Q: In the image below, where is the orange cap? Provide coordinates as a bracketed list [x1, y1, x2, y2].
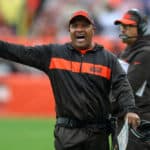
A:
[69, 10, 94, 25]
[114, 12, 137, 25]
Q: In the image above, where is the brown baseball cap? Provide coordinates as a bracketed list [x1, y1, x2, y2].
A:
[114, 11, 138, 25]
[69, 10, 94, 25]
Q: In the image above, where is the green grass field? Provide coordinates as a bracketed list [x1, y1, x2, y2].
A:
[0, 117, 55, 150]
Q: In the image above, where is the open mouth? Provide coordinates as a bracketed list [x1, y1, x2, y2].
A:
[76, 35, 86, 42]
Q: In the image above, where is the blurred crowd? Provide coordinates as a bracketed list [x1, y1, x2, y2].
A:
[0, 0, 150, 75]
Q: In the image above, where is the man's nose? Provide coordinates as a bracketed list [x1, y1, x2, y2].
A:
[120, 26, 125, 32]
[76, 25, 84, 31]
[119, 26, 126, 34]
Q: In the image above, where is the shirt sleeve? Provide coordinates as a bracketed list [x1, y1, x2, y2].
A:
[0, 40, 51, 71]
[110, 57, 137, 117]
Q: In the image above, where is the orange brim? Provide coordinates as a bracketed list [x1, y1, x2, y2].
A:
[114, 19, 137, 25]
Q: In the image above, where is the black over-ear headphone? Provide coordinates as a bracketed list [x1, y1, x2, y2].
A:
[127, 9, 148, 36]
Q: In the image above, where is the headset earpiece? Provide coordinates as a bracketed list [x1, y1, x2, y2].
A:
[127, 9, 148, 35]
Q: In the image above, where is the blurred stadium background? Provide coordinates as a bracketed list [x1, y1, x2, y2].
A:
[0, 0, 149, 150]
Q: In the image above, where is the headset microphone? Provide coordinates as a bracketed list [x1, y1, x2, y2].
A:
[119, 34, 137, 40]
[119, 34, 128, 40]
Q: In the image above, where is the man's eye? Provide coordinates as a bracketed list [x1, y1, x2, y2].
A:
[83, 23, 90, 27]
[71, 23, 90, 28]
[71, 24, 78, 28]
[119, 24, 137, 29]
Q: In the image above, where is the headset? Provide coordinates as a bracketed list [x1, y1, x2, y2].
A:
[130, 119, 150, 142]
[127, 8, 148, 36]
[119, 9, 148, 40]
